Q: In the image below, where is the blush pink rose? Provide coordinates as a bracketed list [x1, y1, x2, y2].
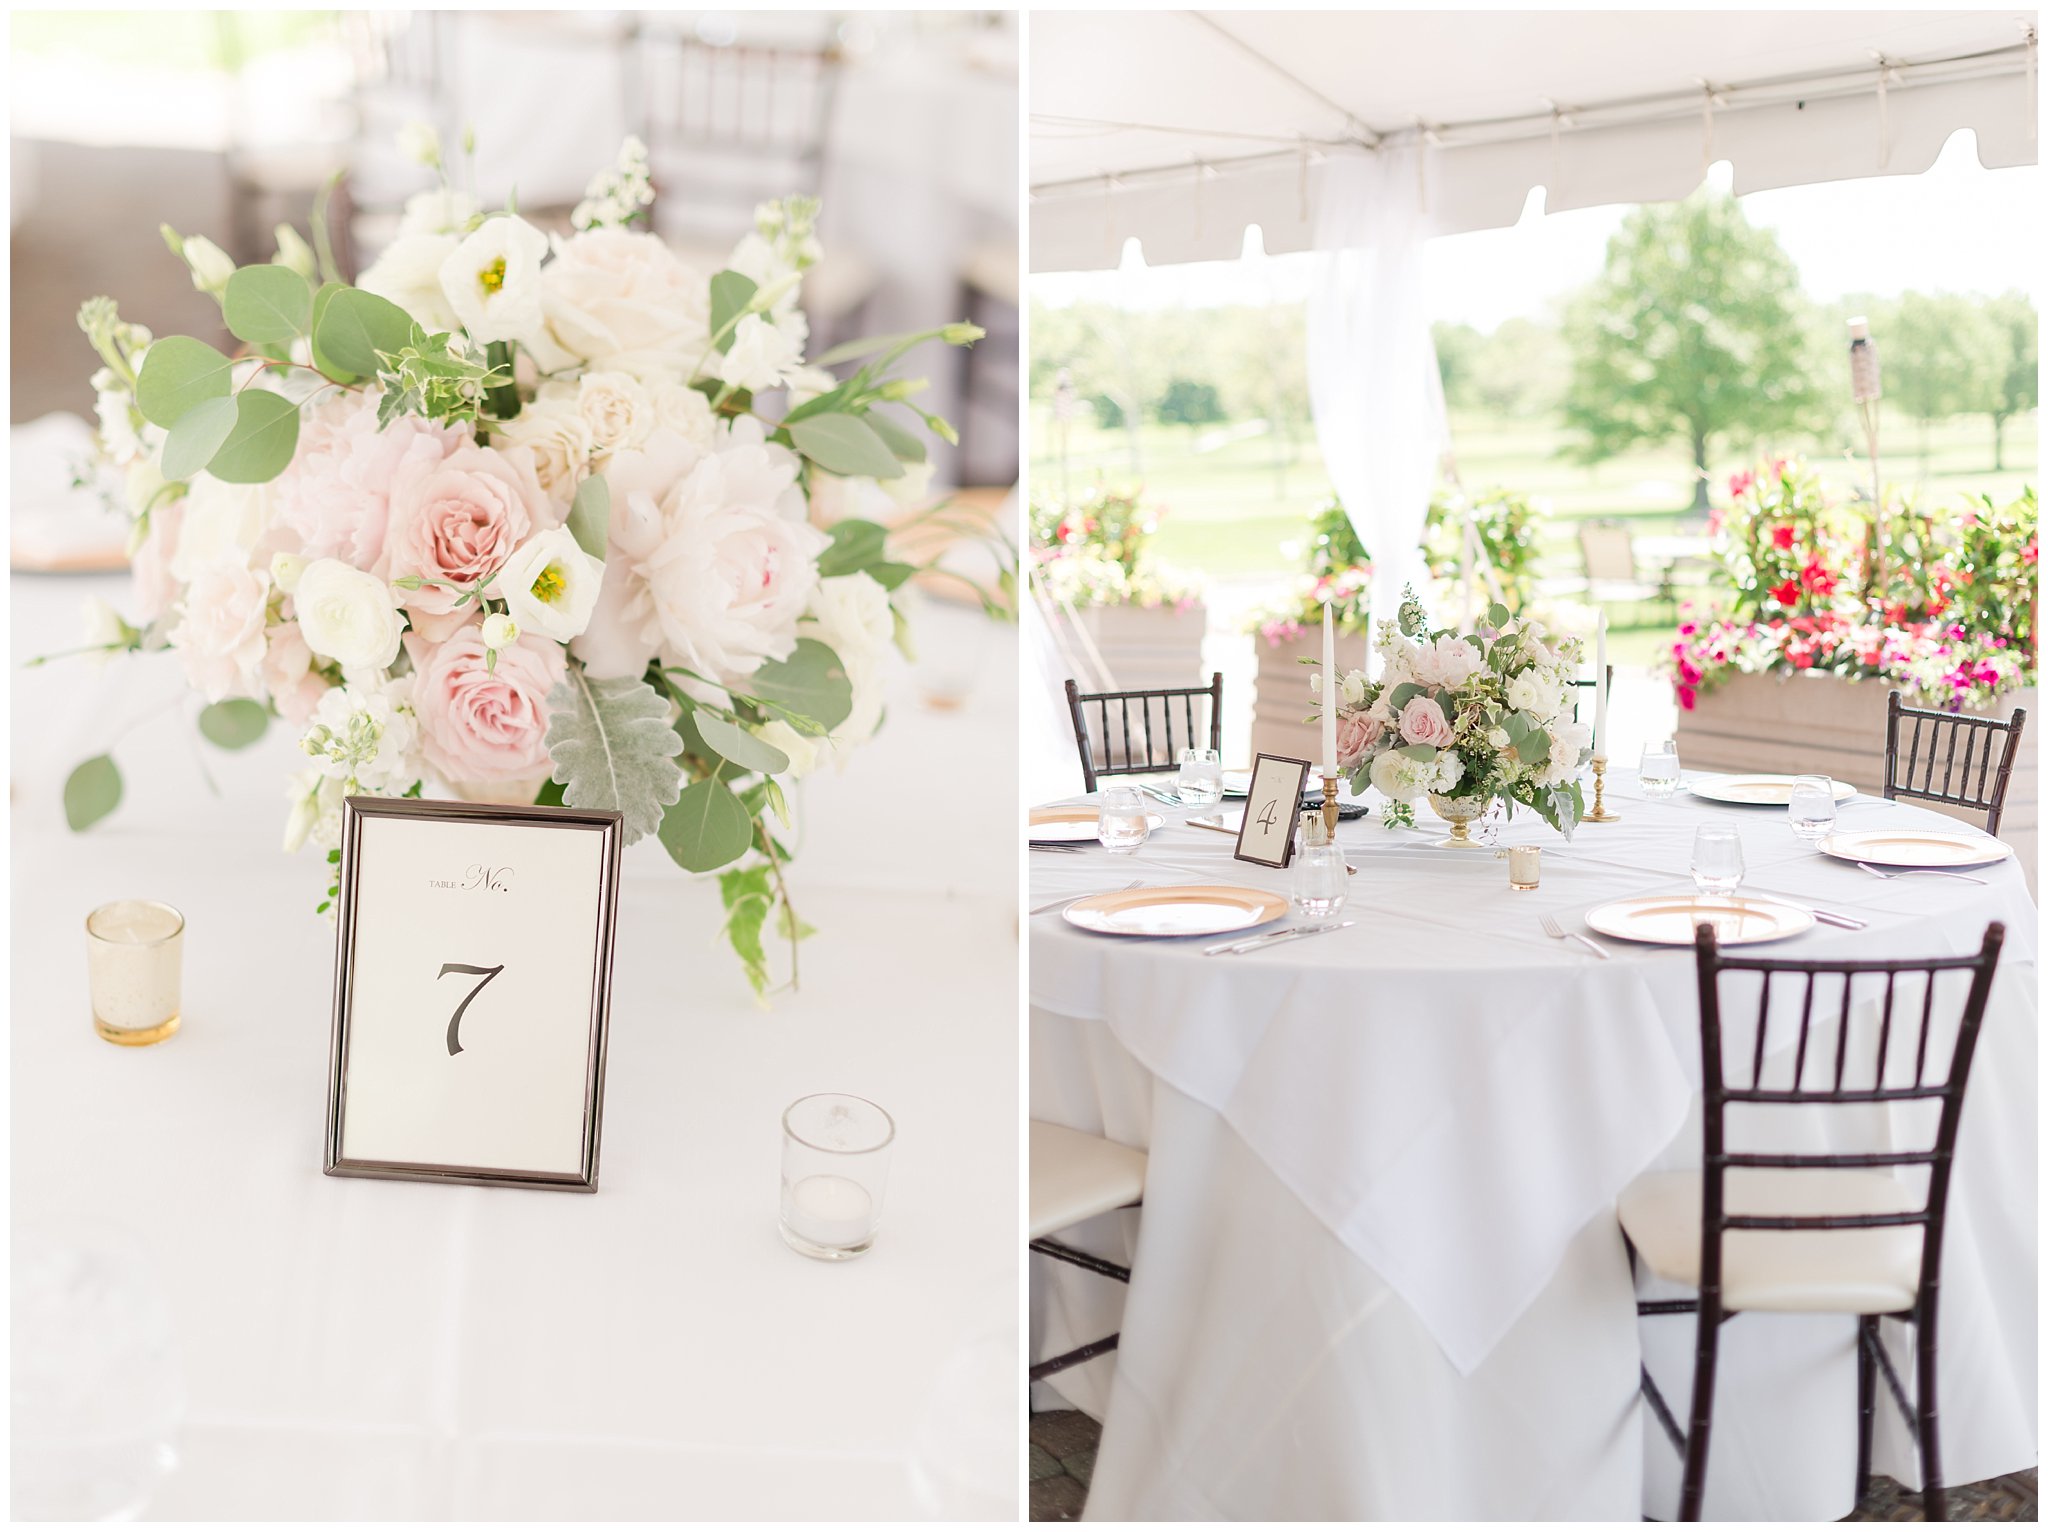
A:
[130, 502, 184, 625]
[169, 560, 269, 702]
[384, 442, 556, 639]
[1398, 695, 1457, 749]
[1335, 710, 1382, 770]
[407, 624, 566, 785]
[271, 393, 465, 568]
[260, 621, 330, 725]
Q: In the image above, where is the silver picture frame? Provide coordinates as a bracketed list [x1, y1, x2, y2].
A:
[324, 796, 624, 1192]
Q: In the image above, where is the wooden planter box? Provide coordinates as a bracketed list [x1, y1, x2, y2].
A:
[1251, 629, 1325, 765]
[1070, 601, 1208, 695]
[1675, 671, 2037, 894]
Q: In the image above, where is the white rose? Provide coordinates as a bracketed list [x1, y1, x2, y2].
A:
[439, 215, 549, 346]
[358, 232, 462, 334]
[492, 527, 604, 642]
[645, 376, 719, 452]
[170, 475, 272, 583]
[1370, 750, 1423, 802]
[541, 227, 712, 378]
[755, 718, 822, 778]
[490, 393, 594, 508]
[295, 558, 404, 670]
[717, 313, 802, 393]
[396, 188, 479, 239]
[576, 371, 653, 456]
[181, 235, 236, 295]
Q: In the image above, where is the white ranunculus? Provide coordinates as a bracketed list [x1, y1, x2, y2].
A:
[294, 558, 404, 670]
[1505, 670, 1558, 717]
[170, 475, 272, 583]
[715, 313, 802, 393]
[439, 215, 549, 346]
[358, 232, 462, 334]
[755, 718, 822, 778]
[396, 188, 480, 239]
[489, 393, 594, 508]
[645, 376, 719, 453]
[1339, 669, 1368, 707]
[576, 371, 653, 456]
[181, 235, 236, 295]
[541, 227, 712, 378]
[492, 527, 604, 642]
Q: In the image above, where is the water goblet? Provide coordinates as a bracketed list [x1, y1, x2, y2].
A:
[1096, 787, 1150, 855]
[1639, 739, 1682, 800]
[1788, 775, 1837, 843]
[1691, 825, 1746, 902]
[1290, 841, 1348, 920]
[1176, 747, 1223, 807]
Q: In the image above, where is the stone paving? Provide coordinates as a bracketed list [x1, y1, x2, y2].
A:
[1030, 1410, 2037, 1522]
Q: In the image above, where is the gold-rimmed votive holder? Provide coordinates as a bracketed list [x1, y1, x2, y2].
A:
[85, 900, 184, 1046]
[1501, 845, 1542, 890]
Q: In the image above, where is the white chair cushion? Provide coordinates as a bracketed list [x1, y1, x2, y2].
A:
[1618, 1168, 1924, 1315]
[1030, 1121, 1147, 1241]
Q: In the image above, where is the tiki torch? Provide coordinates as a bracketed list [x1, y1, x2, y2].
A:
[1848, 317, 1883, 592]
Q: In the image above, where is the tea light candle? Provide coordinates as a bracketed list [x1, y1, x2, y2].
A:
[783, 1174, 874, 1250]
[1506, 845, 1541, 890]
[85, 900, 185, 1045]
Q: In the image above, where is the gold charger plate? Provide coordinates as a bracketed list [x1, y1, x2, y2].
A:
[1817, 828, 2013, 869]
[1584, 894, 1815, 946]
[1689, 774, 1857, 806]
[1029, 806, 1163, 842]
[1062, 884, 1288, 938]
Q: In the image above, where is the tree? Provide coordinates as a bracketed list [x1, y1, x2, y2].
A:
[1560, 188, 1824, 511]
[1431, 321, 1484, 411]
[1470, 317, 1570, 418]
[1878, 291, 2007, 466]
[1156, 377, 1223, 427]
[1985, 290, 2039, 471]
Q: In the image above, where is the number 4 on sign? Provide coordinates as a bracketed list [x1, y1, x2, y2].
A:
[439, 962, 504, 1056]
[1256, 798, 1279, 833]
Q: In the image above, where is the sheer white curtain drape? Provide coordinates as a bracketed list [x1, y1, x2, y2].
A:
[1307, 148, 1450, 629]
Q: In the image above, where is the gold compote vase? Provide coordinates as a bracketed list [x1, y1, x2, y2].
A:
[1426, 791, 1498, 850]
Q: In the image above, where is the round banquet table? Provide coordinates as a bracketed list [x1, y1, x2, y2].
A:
[1028, 775, 2036, 1521]
[10, 559, 1020, 1520]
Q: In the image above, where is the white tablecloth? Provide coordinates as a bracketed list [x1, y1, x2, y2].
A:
[11, 565, 1020, 1519]
[1029, 778, 2036, 1519]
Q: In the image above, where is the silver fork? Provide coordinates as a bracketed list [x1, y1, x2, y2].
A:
[1858, 861, 1989, 887]
[1540, 912, 1611, 960]
[1030, 879, 1144, 918]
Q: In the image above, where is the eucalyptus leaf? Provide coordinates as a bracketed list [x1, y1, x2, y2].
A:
[222, 264, 312, 344]
[817, 518, 888, 578]
[312, 286, 418, 377]
[158, 395, 238, 480]
[1487, 602, 1511, 629]
[660, 778, 754, 872]
[691, 712, 791, 776]
[780, 379, 856, 425]
[864, 407, 928, 464]
[1397, 744, 1437, 762]
[63, 755, 122, 831]
[1387, 680, 1424, 711]
[567, 474, 610, 561]
[543, 669, 684, 844]
[1514, 731, 1552, 767]
[197, 698, 270, 749]
[787, 412, 904, 480]
[810, 328, 922, 368]
[867, 560, 917, 591]
[750, 638, 854, 733]
[133, 336, 234, 428]
[708, 270, 758, 352]
[307, 281, 360, 381]
[207, 391, 301, 484]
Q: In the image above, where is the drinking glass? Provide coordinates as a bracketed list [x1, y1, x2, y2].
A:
[1640, 739, 1682, 800]
[1788, 775, 1837, 843]
[1176, 747, 1223, 806]
[1290, 842, 1348, 920]
[1096, 787, 1150, 854]
[85, 901, 184, 1046]
[1691, 825, 1746, 900]
[780, 1093, 894, 1261]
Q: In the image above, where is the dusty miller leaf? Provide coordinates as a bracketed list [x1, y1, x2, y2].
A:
[542, 669, 683, 844]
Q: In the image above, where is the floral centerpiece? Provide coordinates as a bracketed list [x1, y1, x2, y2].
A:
[1326, 590, 1591, 839]
[1028, 482, 1201, 611]
[59, 131, 993, 994]
[1671, 458, 2034, 713]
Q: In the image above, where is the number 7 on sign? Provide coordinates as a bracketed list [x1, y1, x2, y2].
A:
[439, 962, 505, 1056]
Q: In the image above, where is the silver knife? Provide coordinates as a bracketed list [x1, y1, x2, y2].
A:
[1204, 920, 1353, 956]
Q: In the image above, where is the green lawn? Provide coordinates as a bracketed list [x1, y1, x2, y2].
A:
[1030, 406, 2038, 610]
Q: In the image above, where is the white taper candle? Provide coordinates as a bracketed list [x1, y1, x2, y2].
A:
[1322, 600, 1338, 774]
[1593, 610, 1609, 756]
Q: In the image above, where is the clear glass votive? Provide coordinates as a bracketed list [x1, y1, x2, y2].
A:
[1176, 747, 1223, 806]
[1504, 845, 1542, 890]
[780, 1093, 895, 1261]
[1096, 787, 1151, 854]
[85, 901, 184, 1046]
[1290, 841, 1348, 920]
[1788, 774, 1837, 843]
[1640, 738, 1682, 799]
[1691, 825, 1746, 901]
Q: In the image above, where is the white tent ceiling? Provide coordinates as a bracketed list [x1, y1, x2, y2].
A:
[1030, 9, 2039, 271]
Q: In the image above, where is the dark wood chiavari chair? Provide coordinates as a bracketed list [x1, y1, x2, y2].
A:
[1623, 921, 2007, 1521]
[1568, 665, 1615, 722]
[1882, 690, 2028, 836]
[1064, 673, 1224, 793]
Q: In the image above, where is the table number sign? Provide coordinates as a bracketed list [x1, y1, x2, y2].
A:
[325, 797, 623, 1192]
[1234, 753, 1313, 869]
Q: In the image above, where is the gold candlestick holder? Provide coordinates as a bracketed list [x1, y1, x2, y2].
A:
[1584, 755, 1621, 823]
[1322, 773, 1341, 840]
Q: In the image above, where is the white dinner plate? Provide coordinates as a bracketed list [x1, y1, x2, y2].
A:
[1584, 893, 1815, 946]
[1816, 828, 2014, 869]
[1029, 806, 1163, 842]
[1688, 774, 1858, 807]
[1062, 884, 1289, 938]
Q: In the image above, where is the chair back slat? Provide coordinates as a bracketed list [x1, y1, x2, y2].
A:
[1882, 689, 2027, 835]
[1063, 674, 1227, 792]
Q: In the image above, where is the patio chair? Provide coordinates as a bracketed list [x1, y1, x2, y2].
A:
[1882, 691, 2028, 837]
[1579, 520, 1670, 608]
[1621, 921, 2006, 1520]
[1064, 673, 1224, 793]
[1029, 1121, 1147, 1382]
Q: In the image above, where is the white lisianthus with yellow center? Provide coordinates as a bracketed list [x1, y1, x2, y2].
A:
[493, 528, 604, 642]
[440, 215, 549, 347]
